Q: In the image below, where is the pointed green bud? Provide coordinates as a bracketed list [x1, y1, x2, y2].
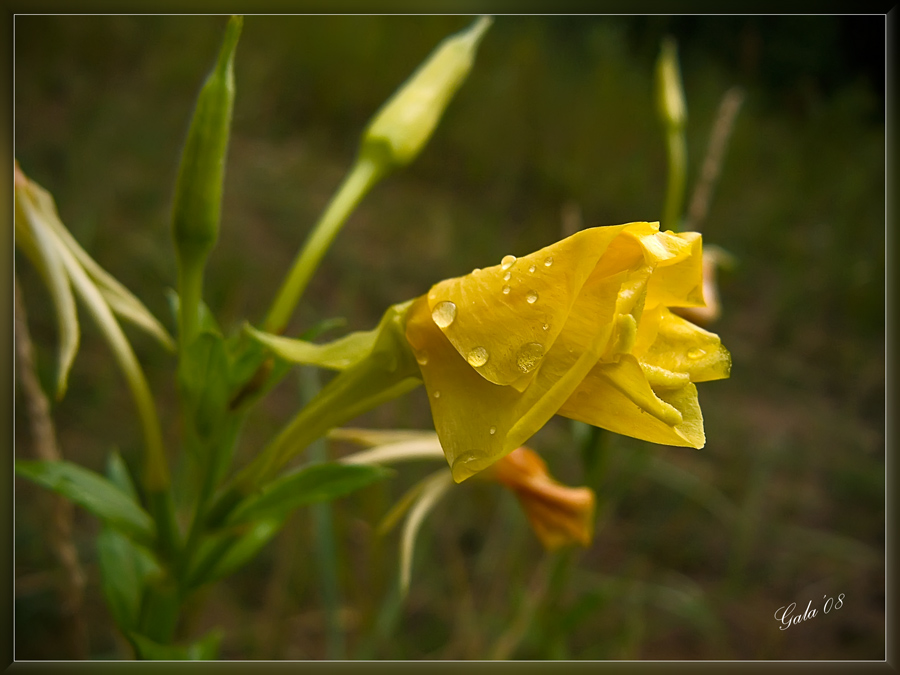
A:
[361, 16, 492, 170]
[655, 37, 687, 131]
[171, 15, 242, 267]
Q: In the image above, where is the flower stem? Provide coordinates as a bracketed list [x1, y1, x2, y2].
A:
[263, 156, 384, 334]
[662, 130, 687, 232]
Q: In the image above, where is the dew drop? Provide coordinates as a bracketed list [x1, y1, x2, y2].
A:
[528, 264, 536, 273]
[466, 346, 489, 367]
[416, 352, 429, 366]
[503, 271, 511, 281]
[516, 342, 545, 373]
[472, 268, 481, 275]
[502, 285, 511, 295]
[544, 256, 554, 267]
[431, 301, 457, 328]
[526, 290, 538, 304]
[433, 390, 441, 399]
[542, 323, 550, 331]
[688, 348, 706, 360]
[501, 255, 517, 271]
[489, 426, 497, 435]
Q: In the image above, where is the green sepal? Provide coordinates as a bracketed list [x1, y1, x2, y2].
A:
[238, 301, 422, 484]
[16, 459, 155, 546]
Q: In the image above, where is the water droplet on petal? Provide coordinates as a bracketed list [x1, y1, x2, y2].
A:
[526, 290, 538, 304]
[544, 256, 554, 267]
[489, 426, 497, 435]
[516, 342, 545, 373]
[466, 346, 489, 367]
[502, 285, 511, 295]
[688, 348, 706, 360]
[416, 352, 429, 365]
[472, 268, 481, 275]
[501, 255, 517, 270]
[542, 323, 550, 331]
[431, 301, 457, 328]
[433, 390, 441, 399]
[503, 271, 511, 281]
[528, 264, 536, 273]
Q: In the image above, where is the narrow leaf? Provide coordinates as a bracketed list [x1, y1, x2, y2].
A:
[16, 459, 155, 545]
[97, 527, 162, 632]
[228, 463, 391, 525]
[131, 628, 223, 660]
[206, 517, 283, 582]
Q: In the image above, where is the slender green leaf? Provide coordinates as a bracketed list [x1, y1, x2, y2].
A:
[97, 527, 162, 632]
[228, 463, 391, 525]
[131, 628, 223, 660]
[205, 517, 283, 582]
[105, 449, 140, 500]
[16, 459, 155, 545]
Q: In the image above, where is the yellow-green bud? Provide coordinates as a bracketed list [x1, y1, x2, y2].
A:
[361, 16, 492, 170]
[171, 15, 241, 265]
[655, 37, 687, 131]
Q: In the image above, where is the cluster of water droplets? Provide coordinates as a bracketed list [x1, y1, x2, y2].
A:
[426, 251, 559, 379]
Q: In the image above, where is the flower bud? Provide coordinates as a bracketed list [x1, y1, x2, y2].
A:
[171, 15, 241, 265]
[361, 16, 492, 170]
[655, 37, 687, 131]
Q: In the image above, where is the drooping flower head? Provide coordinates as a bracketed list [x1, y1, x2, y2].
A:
[405, 221, 731, 482]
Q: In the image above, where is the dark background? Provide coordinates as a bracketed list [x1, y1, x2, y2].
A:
[14, 15, 886, 660]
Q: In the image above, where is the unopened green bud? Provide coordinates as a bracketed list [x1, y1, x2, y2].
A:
[171, 15, 242, 265]
[362, 16, 492, 170]
[655, 37, 687, 131]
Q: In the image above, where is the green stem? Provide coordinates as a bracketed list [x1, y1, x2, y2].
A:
[176, 258, 205, 369]
[263, 156, 384, 334]
[662, 130, 687, 233]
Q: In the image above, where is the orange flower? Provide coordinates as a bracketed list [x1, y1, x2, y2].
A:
[486, 447, 595, 550]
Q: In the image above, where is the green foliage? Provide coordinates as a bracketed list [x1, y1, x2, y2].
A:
[13, 14, 884, 661]
[131, 628, 224, 660]
[228, 463, 392, 525]
[15, 459, 156, 546]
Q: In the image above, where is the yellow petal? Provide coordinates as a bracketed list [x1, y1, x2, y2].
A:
[636, 307, 731, 382]
[559, 358, 705, 448]
[644, 231, 705, 308]
[407, 273, 620, 481]
[424, 223, 634, 389]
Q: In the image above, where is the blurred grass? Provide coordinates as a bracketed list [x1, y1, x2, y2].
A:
[14, 15, 884, 660]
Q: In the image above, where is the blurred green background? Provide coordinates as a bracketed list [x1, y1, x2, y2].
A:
[14, 15, 885, 660]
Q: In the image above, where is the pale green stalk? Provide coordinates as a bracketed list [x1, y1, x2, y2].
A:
[662, 131, 687, 233]
[399, 470, 454, 598]
[263, 156, 383, 334]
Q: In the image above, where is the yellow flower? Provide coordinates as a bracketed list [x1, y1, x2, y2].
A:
[405, 221, 731, 482]
[482, 446, 595, 550]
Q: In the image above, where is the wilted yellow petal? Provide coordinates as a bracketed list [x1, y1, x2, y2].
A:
[487, 447, 595, 550]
